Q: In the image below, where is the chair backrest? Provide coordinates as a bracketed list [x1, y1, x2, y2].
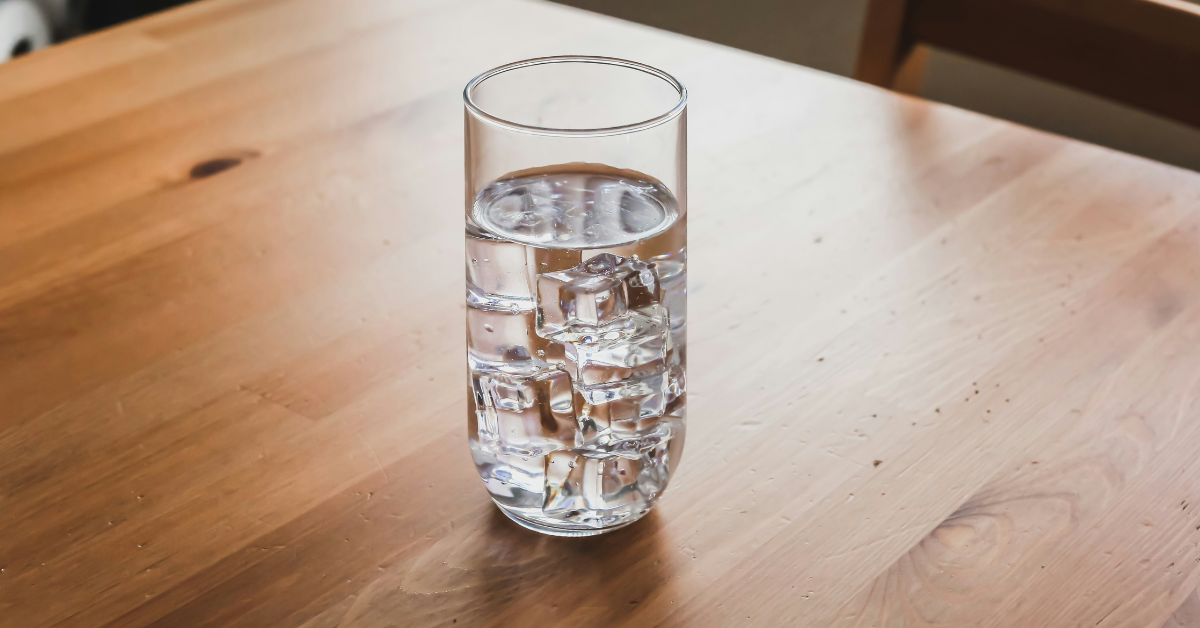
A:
[856, 0, 1200, 129]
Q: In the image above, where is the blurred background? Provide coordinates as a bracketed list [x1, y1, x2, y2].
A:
[553, 0, 1200, 173]
[3, 0, 1198, 172]
[0, 0, 190, 45]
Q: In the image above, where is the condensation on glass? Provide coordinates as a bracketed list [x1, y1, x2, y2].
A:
[463, 56, 687, 536]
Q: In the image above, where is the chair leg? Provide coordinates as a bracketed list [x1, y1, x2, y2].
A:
[855, 0, 915, 86]
[892, 44, 931, 94]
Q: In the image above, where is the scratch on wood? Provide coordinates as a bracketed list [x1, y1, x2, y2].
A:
[819, 524, 929, 562]
[350, 423, 390, 483]
[1096, 604, 1119, 625]
[897, 449, 934, 478]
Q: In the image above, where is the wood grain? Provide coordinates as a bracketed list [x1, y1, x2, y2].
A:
[3, 0, 1200, 626]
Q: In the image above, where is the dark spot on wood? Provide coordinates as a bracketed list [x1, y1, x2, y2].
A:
[817, 357, 824, 362]
[190, 157, 244, 179]
[873, 460, 882, 467]
[1152, 291, 1183, 328]
[188, 150, 259, 181]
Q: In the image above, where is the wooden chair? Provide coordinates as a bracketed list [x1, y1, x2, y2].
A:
[855, 0, 1200, 129]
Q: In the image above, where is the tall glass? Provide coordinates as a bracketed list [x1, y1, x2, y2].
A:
[463, 57, 687, 536]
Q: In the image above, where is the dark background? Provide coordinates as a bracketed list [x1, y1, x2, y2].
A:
[79, 0, 193, 31]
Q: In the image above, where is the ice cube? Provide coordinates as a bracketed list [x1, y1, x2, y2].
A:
[665, 362, 686, 415]
[573, 370, 670, 458]
[578, 409, 683, 458]
[572, 357, 683, 457]
[649, 248, 686, 345]
[526, 248, 583, 359]
[536, 253, 662, 340]
[537, 271, 626, 337]
[542, 441, 676, 525]
[562, 305, 670, 386]
[640, 437, 677, 494]
[576, 369, 669, 414]
[616, 256, 661, 311]
[526, 247, 583, 283]
[469, 445, 546, 511]
[543, 451, 643, 521]
[466, 233, 535, 312]
[471, 356, 579, 457]
[467, 309, 554, 364]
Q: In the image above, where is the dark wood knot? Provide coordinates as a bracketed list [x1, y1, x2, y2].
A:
[189, 157, 244, 179]
[188, 151, 259, 180]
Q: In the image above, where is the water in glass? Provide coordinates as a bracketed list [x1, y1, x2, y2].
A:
[466, 163, 686, 534]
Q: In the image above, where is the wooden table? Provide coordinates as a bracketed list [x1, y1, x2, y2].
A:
[3, 0, 1200, 625]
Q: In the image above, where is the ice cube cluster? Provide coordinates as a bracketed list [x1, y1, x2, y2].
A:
[467, 243, 685, 530]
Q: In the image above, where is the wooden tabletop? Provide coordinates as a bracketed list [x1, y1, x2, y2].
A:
[4, 0, 1200, 626]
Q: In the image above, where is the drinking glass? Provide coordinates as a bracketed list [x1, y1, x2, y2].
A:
[463, 56, 687, 536]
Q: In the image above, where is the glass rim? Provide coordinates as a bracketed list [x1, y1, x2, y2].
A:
[463, 55, 687, 138]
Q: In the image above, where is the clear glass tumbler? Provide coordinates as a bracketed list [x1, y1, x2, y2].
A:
[463, 56, 687, 536]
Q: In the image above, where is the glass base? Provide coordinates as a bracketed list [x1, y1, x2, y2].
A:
[494, 500, 647, 537]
